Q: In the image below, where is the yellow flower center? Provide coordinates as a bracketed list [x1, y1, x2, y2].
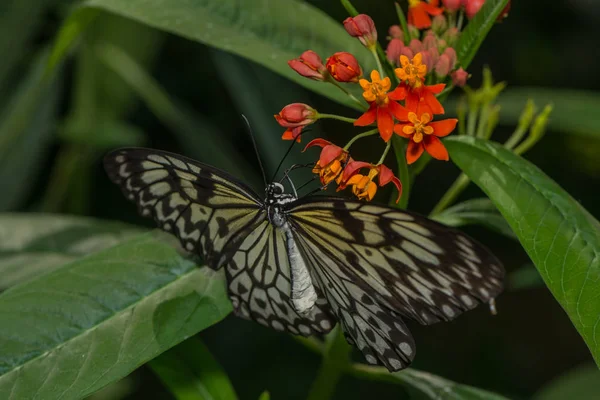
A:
[408, 0, 422, 7]
[402, 112, 434, 143]
[347, 168, 378, 201]
[359, 70, 391, 106]
[395, 53, 427, 88]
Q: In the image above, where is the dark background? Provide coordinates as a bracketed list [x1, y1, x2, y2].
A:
[4, 0, 600, 398]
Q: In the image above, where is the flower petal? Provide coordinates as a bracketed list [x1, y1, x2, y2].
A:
[320, 144, 344, 166]
[377, 107, 394, 142]
[342, 161, 372, 182]
[378, 164, 403, 203]
[427, 83, 446, 94]
[389, 100, 409, 121]
[429, 118, 458, 137]
[388, 85, 408, 101]
[405, 92, 420, 112]
[423, 88, 445, 114]
[303, 138, 332, 151]
[354, 103, 377, 126]
[423, 135, 449, 161]
[406, 140, 425, 164]
[394, 123, 413, 138]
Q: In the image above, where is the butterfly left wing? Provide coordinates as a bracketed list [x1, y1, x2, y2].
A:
[288, 198, 504, 371]
[104, 148, 263, 269]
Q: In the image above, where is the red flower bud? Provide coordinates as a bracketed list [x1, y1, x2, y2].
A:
[421, 51, 434, 73]
[451, 68, 470, 87]
[442, 27, 460, 47]
[288, 50, 327, 81]
[465, 0, 485, 19]
[386, 39, 404, 65]
[443, 47, 457, 70]
[400, 46, 415, 60]
[422, 33, 438, 51]
[343, 14, 377, 48]
[442, 0, 462, 11]
[409, 39, 424, 54]
[388, 25, 404, 40]
[435, 54, 451, 78]
[274, 103, 317, 128]
[326, 52, 362, 83]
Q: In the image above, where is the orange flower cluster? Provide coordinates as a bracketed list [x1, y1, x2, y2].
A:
[271, 4, 508, 202]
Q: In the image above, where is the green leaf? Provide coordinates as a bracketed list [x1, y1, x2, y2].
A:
[149, 337, 238, 400]
[432, 198, 516, 240]
[350, 364, 509, 399]
[445, 136, 600, 367]
[508, 264, 545, 291]
[0, 213, 140, 291]
[257, 391, 271, 400]
[456, 0, 510, 68]
[533, 364, 600, 400]
[57, 0, 376, 110]
[0, 50, 61, 211]
[59, 118, 146, 148]
[0, 232, 232, 399]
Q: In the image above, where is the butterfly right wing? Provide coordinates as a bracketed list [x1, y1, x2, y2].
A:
[224, 218, 335, 336]
[104, 148, 263, 269]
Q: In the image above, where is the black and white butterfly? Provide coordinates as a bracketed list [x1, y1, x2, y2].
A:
[104, 148, 504, 372]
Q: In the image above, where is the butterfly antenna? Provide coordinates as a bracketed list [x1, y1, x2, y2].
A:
[242, 115, 268, 187]
[270, 127, 314, 182]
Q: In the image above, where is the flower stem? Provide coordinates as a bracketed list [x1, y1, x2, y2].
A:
[391, 136, 410, 209]
[343, 128, 379, 150]
[430, 172, 470, 216]
[457, 10, 465, 30]
[377, 140, 392, 165]
[317, 113, 357, 124]
[329, 79, 368, 110]
[370, 47, 384, 77]
[394, 2, 411, 45]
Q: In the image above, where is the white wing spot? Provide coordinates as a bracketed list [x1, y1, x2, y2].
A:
[399, 342, 413, 356]
[115, 155, 125, 163]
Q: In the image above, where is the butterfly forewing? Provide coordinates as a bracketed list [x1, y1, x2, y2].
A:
[104, 148, 263, 269]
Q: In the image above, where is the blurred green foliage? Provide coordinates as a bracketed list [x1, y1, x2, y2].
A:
[0, 0, 599, 399]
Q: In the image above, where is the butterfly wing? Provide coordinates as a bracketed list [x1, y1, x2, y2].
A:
[104, 148, 263, 269]
[224, 218, 335, 336]
[104, 148, 334, 336]
[289, 197, 504, 371]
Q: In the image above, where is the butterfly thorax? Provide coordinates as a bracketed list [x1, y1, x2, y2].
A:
[264, 182, 318, 314]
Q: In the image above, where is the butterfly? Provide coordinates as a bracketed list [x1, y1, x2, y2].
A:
[104, 147, 504, 372]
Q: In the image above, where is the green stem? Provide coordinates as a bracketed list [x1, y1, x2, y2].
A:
[370, 47, 384, 77]
[328, 78, 367, 111]
[343, 128, 379, 150]
[429, 173, 470, 216]
[476, 103, 491, 138]
[391, 136, 410, 209]
[317, 113, 357, 124]
[377, 140, 392, 165]
[394, 2, 411, 45]
[457, 10, 465, 30]
[466, 106, 479, 136]
[306, 328, 351, 400]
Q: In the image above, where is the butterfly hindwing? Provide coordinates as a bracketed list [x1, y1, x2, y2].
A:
[104, 148, 263, 269]
[225, 219, 336, 336]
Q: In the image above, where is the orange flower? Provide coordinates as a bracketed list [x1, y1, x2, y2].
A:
[355, 70, 409, 141]
[408, 0, 443, 29]
[304, 139, 349, 185]
[282, 126, 303, 143]
[390, 53, 445, 115]
[339, 161, 402, 202]
[394, 111, 457, 164]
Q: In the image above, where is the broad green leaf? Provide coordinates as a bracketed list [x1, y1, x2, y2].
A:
[149, 337, 238, 400]
[350, 364, 509, 399]
[432, 198, 516, 240]
[0, 213, 140, 291]
[445, 136, 600, 367]
[0, 232, 232, 399]
[533, 364, 600, 400]
[59, 118, 146, 148]
[54, 0, 375, 110]
[456, 0, 510, 68]
[0, 50, 61, 211]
